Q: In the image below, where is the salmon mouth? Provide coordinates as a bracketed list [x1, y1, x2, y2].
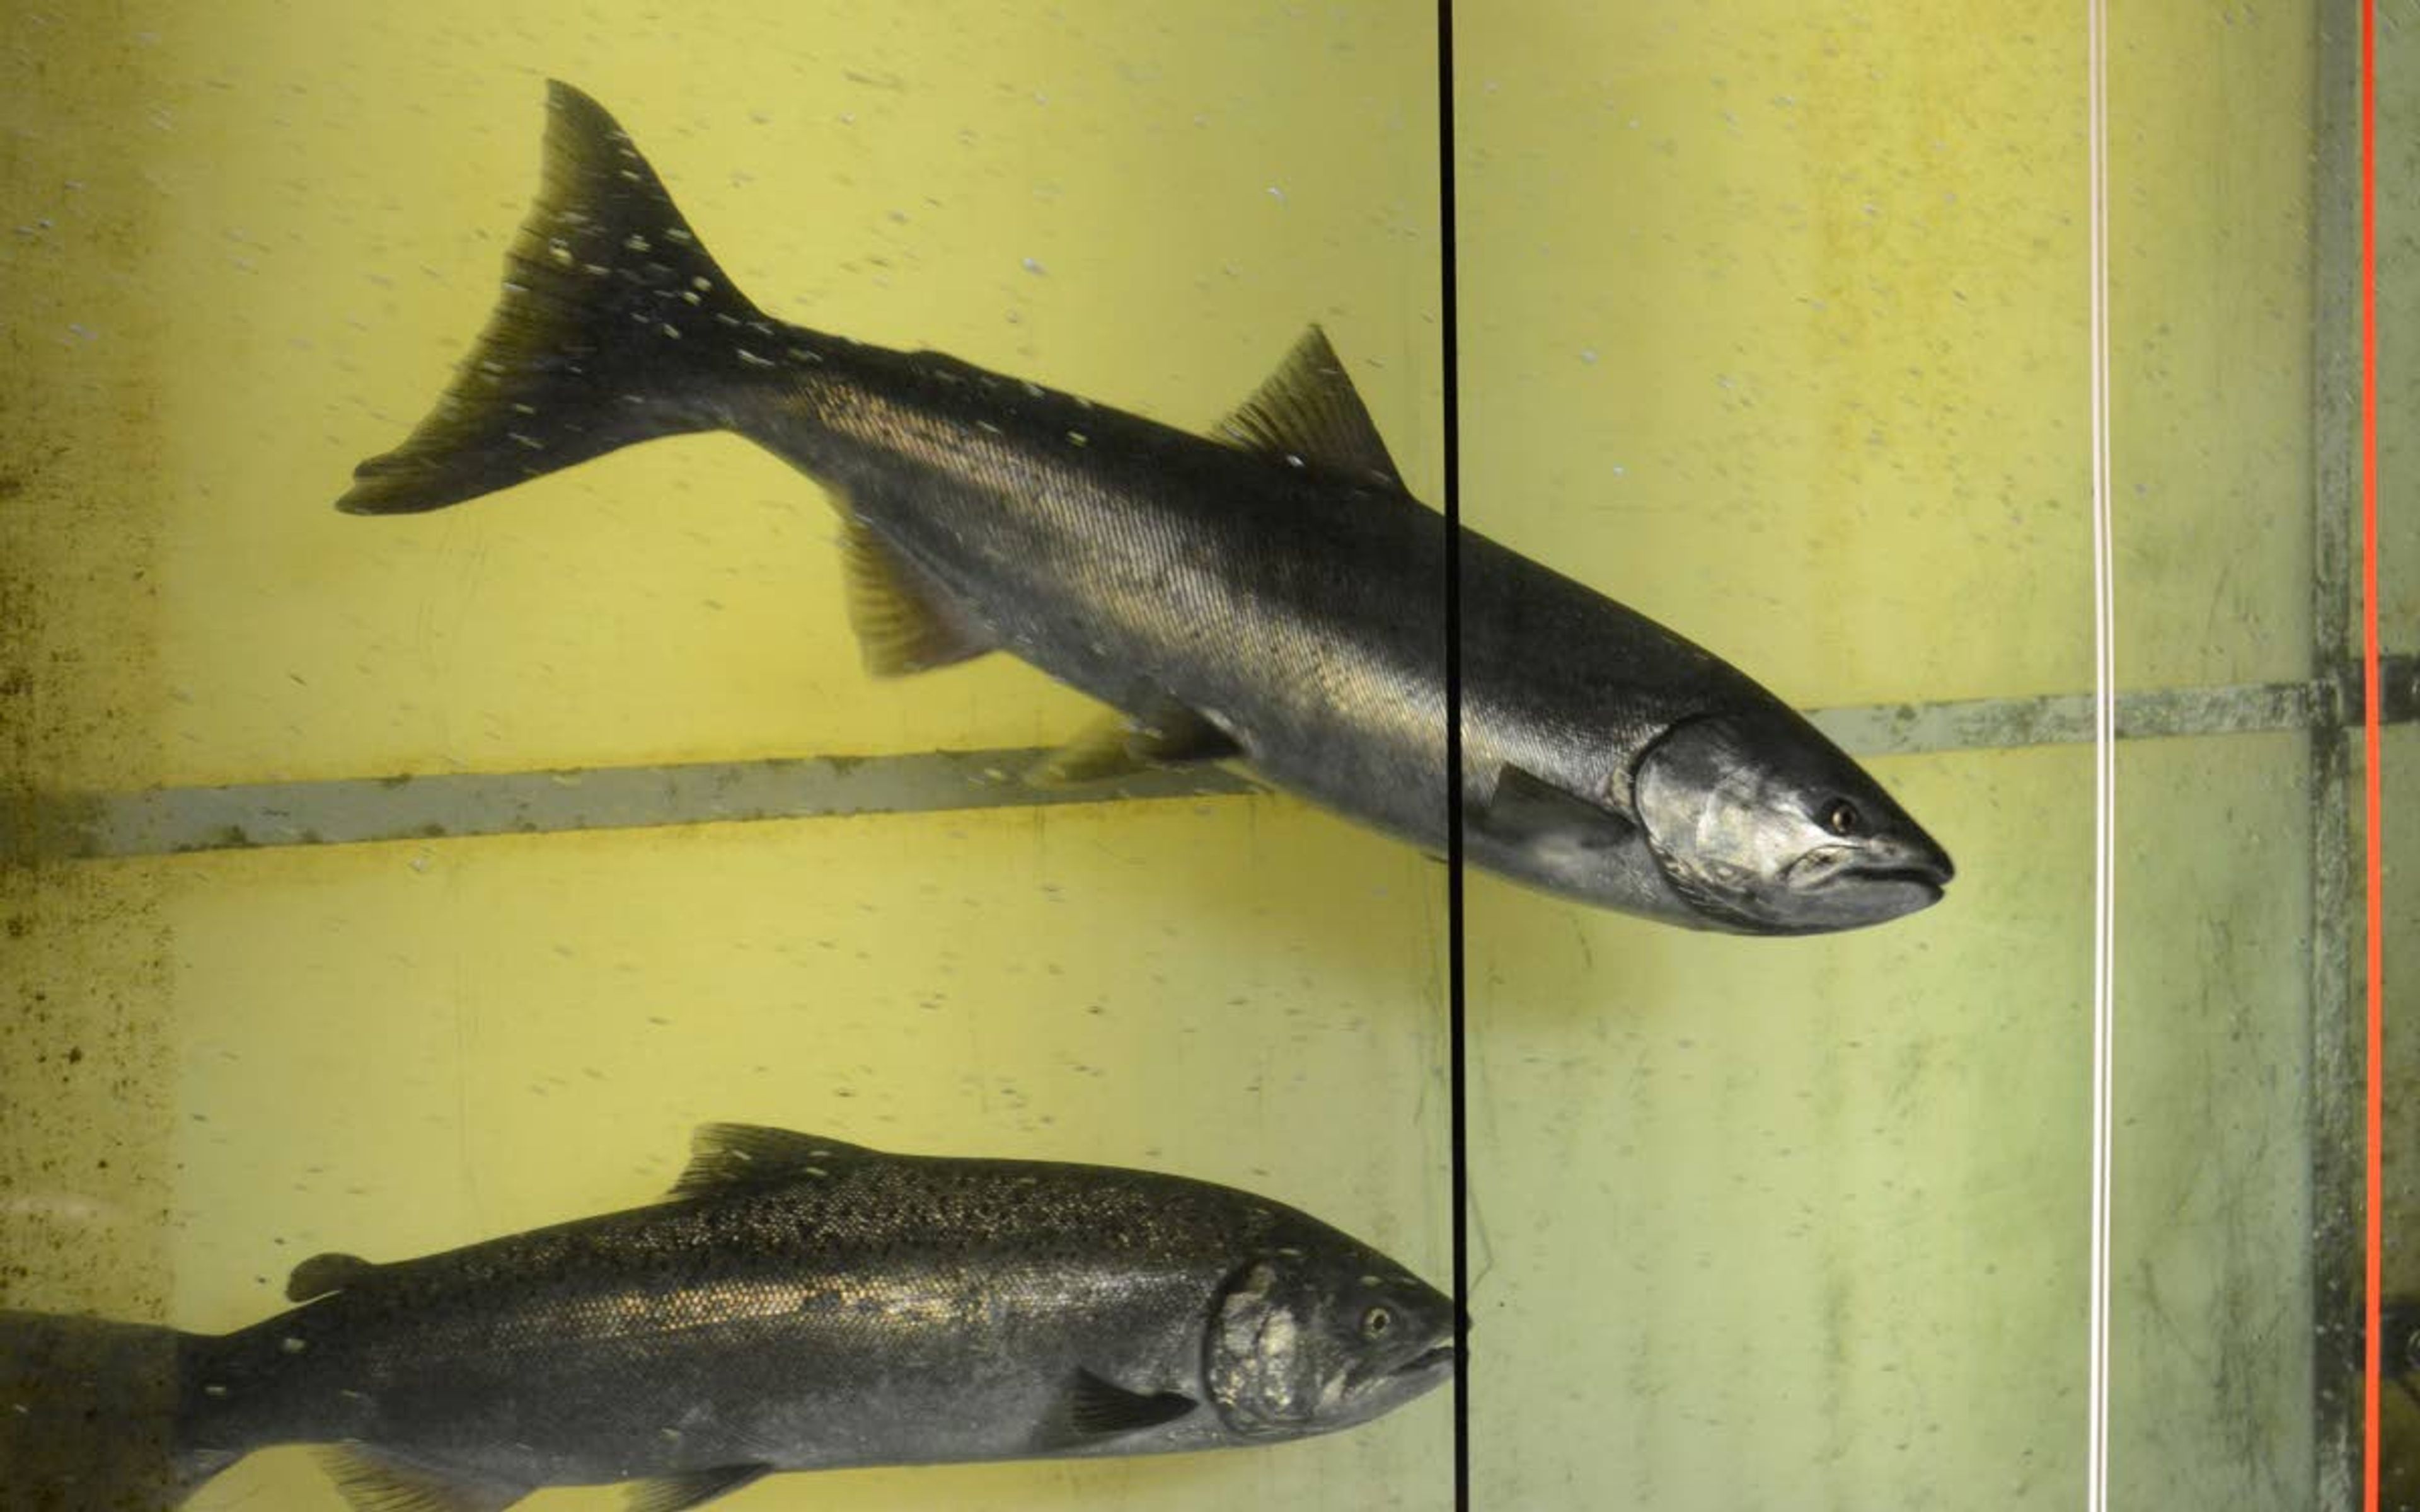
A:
[1343, 1336, 1458, 1395]
[1822, 865, 1950, 917]
[1398, 1342, 1458, 1375]
[1785, 842, 1954, 896]
[1859, 865, 1951, 894]
[1842, 873, 1949, 922]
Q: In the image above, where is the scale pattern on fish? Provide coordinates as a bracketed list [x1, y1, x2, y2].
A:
[337, 81, 1954, 934]
[2, 1125, 1454, 1511]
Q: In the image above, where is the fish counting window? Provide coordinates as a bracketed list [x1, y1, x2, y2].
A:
[0, 9, 2401, 1512]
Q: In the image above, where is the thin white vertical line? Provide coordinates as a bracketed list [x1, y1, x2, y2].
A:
[2085, 0, 2118, 1508]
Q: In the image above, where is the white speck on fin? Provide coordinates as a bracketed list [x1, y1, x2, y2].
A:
[670, 1123, 883, 1200]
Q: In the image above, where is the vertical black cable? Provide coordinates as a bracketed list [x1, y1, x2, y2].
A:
[1435, 3, 1468, 1510]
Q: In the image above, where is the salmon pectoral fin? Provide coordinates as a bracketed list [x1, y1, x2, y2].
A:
[1025, 702, 1242, 788]
[1050, 1369, 1199, 1444]
[1474, 765, 1638, 854]
[840, 519, 998, 676]
[318, 1445, 534, 1512]
[627, 1464, 776, 1512]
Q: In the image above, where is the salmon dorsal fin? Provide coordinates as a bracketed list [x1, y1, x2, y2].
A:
[841, 518, 997, 677]
[1027, 700, 1242, 787]
[1213, 324, 1402, 488]
[669, 1123, 881, 1200]
[285, 1251, 380, 1303]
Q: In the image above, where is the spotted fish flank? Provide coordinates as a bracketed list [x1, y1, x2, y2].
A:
[8, 1125, 1451, 1509]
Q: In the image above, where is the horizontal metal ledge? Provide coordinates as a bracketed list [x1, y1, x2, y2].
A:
[6, 659, 2411, 862]
[1808, 679, 2331, 755]
[3, 750, 1263, 864]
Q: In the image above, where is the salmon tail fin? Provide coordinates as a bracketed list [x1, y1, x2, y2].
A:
[337, 79, 771, 516]
[0, 1309, 229, 1509]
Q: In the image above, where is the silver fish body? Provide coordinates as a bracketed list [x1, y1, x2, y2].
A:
[339, 81, 1953, 934]
[27, 1126, 1451, 1509]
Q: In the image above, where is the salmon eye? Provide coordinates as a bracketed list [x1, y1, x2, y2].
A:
[1362, 1305, 1394, 1340]
[1822, 799, 1860, 837]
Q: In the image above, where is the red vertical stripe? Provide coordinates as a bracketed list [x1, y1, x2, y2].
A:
[2363, 0, 2383, 1507]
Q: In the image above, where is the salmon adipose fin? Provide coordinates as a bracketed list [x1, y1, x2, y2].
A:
[336, 81, 763, 516]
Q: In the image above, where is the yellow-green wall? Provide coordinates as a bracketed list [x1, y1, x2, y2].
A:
[1458, 3, 2318, 1508]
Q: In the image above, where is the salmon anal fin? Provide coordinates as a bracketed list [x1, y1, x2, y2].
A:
[319, 1445, 533, 1512]
[841, 518, 996, 676]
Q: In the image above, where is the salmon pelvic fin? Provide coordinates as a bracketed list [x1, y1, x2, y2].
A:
[337, 80, 769, 516]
